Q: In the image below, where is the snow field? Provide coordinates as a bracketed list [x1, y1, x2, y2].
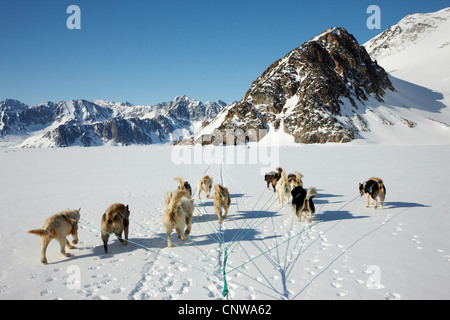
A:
[0, 144, 449, 300]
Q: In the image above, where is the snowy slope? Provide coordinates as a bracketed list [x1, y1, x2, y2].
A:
[0, 145, 449, 300]
[364, 7, 450, 129]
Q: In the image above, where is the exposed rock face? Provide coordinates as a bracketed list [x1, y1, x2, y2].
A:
[198, 27, 395, 144]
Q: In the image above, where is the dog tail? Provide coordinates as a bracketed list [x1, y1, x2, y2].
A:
[295, 172, 304, 181]
[306, 187, 317, 200]
[306, 187, 317, 214]
[376, 179, 386, 194]
[174, 176, 185, 189]
[280, 169, 288, 186]
[28, 229, 49, 237]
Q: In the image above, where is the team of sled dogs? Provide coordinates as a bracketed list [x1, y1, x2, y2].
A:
[28, 169, 386, 264]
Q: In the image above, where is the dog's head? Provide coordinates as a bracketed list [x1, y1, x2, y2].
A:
[64, 208, 81, 223]
[287, 174, 299, 187]
[359, 183, 365, 197]
[291, 186, 305, 197]
[183, 182, 192, 198]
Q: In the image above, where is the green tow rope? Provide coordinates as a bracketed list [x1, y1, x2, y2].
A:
[222, 247, 230, 299]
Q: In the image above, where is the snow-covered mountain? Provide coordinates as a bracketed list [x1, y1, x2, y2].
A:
[364, 7, 450, 99]
[191, 8, 450, 146]
[365, 7, 450, 64]
[361, 7, 450, 144]
[0, 96, 226, 147]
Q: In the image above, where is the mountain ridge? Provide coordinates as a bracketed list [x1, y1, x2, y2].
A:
[0, 96, 225, 147]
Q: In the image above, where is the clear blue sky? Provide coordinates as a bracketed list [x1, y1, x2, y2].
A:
[1, 0, 448, 106]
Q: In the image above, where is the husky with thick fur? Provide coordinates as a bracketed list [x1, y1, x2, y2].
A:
[291, 187, 317, 223]
[288, 172, 304, 188]
[264, 167, 283, 192]
[214, 184, 231, 224]
[101, 203, 130, 253]
[28, 208, 81, 264]
[276, 169, 291, 205]
[174, 176, 192, 198]
[163, 189, 194, 248]
[198, 175, 213, 200]
[359, 177, 386, 209]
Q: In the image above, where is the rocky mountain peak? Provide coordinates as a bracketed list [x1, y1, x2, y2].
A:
[0, 99, 29, 112]
[199, 27, 394, 144]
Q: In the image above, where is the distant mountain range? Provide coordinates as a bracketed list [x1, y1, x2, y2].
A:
[0, 96, 225, 147]
[2, 7, 449, 147]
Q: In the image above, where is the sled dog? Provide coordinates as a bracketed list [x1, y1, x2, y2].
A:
[288, 172, 304, 188]
[213, 184, 231, 224]
[264, 167, 283, 192]
[163, 189, 194, 248]
[291, 186, 317, 223]
[198, 175, 213, 200]
[359, 177, 386, 209]
[101, 203, 130, 253]
[276, 169, 291, 205]
[28, 208, 81, 264]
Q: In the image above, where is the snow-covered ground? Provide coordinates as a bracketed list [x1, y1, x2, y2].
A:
[1, 6, 449, 302]
[1, 143, 449, 300]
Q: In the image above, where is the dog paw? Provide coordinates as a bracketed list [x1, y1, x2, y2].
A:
[72, 239, 78, 245]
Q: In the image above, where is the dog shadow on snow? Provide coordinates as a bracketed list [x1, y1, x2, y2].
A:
[196, 193, 247, 208]
[314, 191, 346, 205]
[313, 210, 369, 222]
[72, 237, 163, 261]
[313, 191, 369, 222]
[383, 201, 430, 209]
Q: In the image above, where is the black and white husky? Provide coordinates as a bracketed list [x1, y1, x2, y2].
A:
[291, 186, 317, 223]
[359, 177, 386, 209]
